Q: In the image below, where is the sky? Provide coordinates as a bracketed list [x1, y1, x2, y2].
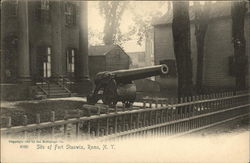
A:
[88, 1, 168, 52]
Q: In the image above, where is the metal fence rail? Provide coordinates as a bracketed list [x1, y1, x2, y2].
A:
[1, 91, 249, 140]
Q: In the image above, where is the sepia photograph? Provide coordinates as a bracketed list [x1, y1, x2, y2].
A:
[0, 0, 249, 162]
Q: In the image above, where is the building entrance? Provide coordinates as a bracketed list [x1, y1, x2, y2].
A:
[37, 46, 51, 80]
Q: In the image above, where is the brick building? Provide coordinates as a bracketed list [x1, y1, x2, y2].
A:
[0, 0, 91, 100]
[151, 2, 250, 95]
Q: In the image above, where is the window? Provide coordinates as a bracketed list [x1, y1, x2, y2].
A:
[37, 0, 50, 24]
[65, 2, 76, 27]
[41, 0, 49, 10]
[37, 46, 51, 78]
[160, 59, 177, 77]
[66, 48, 76, 76]
[6, 0, 18, 17]
[43, 47, 51, 78]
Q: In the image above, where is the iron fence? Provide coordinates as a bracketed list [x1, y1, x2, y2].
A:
[1, 90, 249, 141]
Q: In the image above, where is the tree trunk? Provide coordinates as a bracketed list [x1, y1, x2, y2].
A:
[194, 2, 210, 93]
[172, 2, 193, 98]
[231, 1, 247, 90]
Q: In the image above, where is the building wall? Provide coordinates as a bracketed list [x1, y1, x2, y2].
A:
[88, 46, 130, 80]
[145, 28, 155, 67]
[1, 0, 84, 82]
[154, 24, 197, 90]
[105, 47, 130, 71]
[28, 1, 80, 79]
[153, 15, 250, 91]
[203, 16, 250, 88]
[89, 56, 106, 80]
[203, 18, 234, 87]
[128, 52, 150, 68]
[1, 1, 20, 82]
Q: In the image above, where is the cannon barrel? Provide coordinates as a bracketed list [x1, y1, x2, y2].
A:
[110, 64, 168, 82]
[88, 64, 168, 106]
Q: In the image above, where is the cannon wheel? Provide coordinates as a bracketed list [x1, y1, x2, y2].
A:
[102, 79, 118, 107]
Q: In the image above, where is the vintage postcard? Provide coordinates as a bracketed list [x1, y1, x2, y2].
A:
[1, 1, 249, 162]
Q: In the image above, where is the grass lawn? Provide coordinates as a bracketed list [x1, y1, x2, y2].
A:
[0, 97, 101, 128]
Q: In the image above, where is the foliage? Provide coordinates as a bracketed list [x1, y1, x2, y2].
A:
[128, 1, 170, 46]
[88, 28, 104, 46]
[99, 1, 128, 45]
[94, 1, 169, 46]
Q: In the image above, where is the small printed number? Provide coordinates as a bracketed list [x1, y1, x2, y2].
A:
[20, 145, 28, 149]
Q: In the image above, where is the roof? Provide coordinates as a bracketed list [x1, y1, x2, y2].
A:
[89, 44, 128, 57]
[152, 2, 249, 26]
[89, 45, 115, 56]
[127, 51, 145, 55]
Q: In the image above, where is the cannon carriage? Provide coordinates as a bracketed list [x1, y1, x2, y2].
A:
[87, 64, 169, 107]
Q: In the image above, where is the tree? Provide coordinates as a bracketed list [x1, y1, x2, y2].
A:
[194, 2, 211, 93]
[99, 1, 128, 45]
[129, 1, 170, 46]
[172, 1, 193, 98]
[231, 1, 247, 90]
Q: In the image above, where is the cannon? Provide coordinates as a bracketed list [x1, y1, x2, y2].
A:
[87, 64, 168, 107]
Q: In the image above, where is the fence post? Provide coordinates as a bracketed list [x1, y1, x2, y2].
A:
[169, 98, 174, 121]
[130, 114, 133, 129]
[115, 105, 118, 114]
[97, 107, 101, 115]
[122, 115, 126, 131]
[142, 101, 145, 109]
[91, 131, 96, 138]
[87, 121, 91, 139]
[188, 96, 192, 117]
[155, 110, 158, 124]
[122, 103, 126, 112]
[23, 115, 28, 139]
[109, 127, 113, 135]
[184, 97, 188, 118]
[106, 118, 109, 136]
[51, 111, 55, 122]
[179, 97, 183, 119]
[143, 112, 146, 126]
[160, 100, 163, 107]
[7, 117, 12, 128]
[35, 114, 41, 138]
[64, 111, 68, 138]
[160, 109, 164, 123]
[101, 129, 105, 136]
[75, 110, 81, 139]
[114, 116, 118, 133]
[96, 120, 100, 136]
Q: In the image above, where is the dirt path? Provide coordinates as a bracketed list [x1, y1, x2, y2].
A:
[187, 116, 249, 137]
